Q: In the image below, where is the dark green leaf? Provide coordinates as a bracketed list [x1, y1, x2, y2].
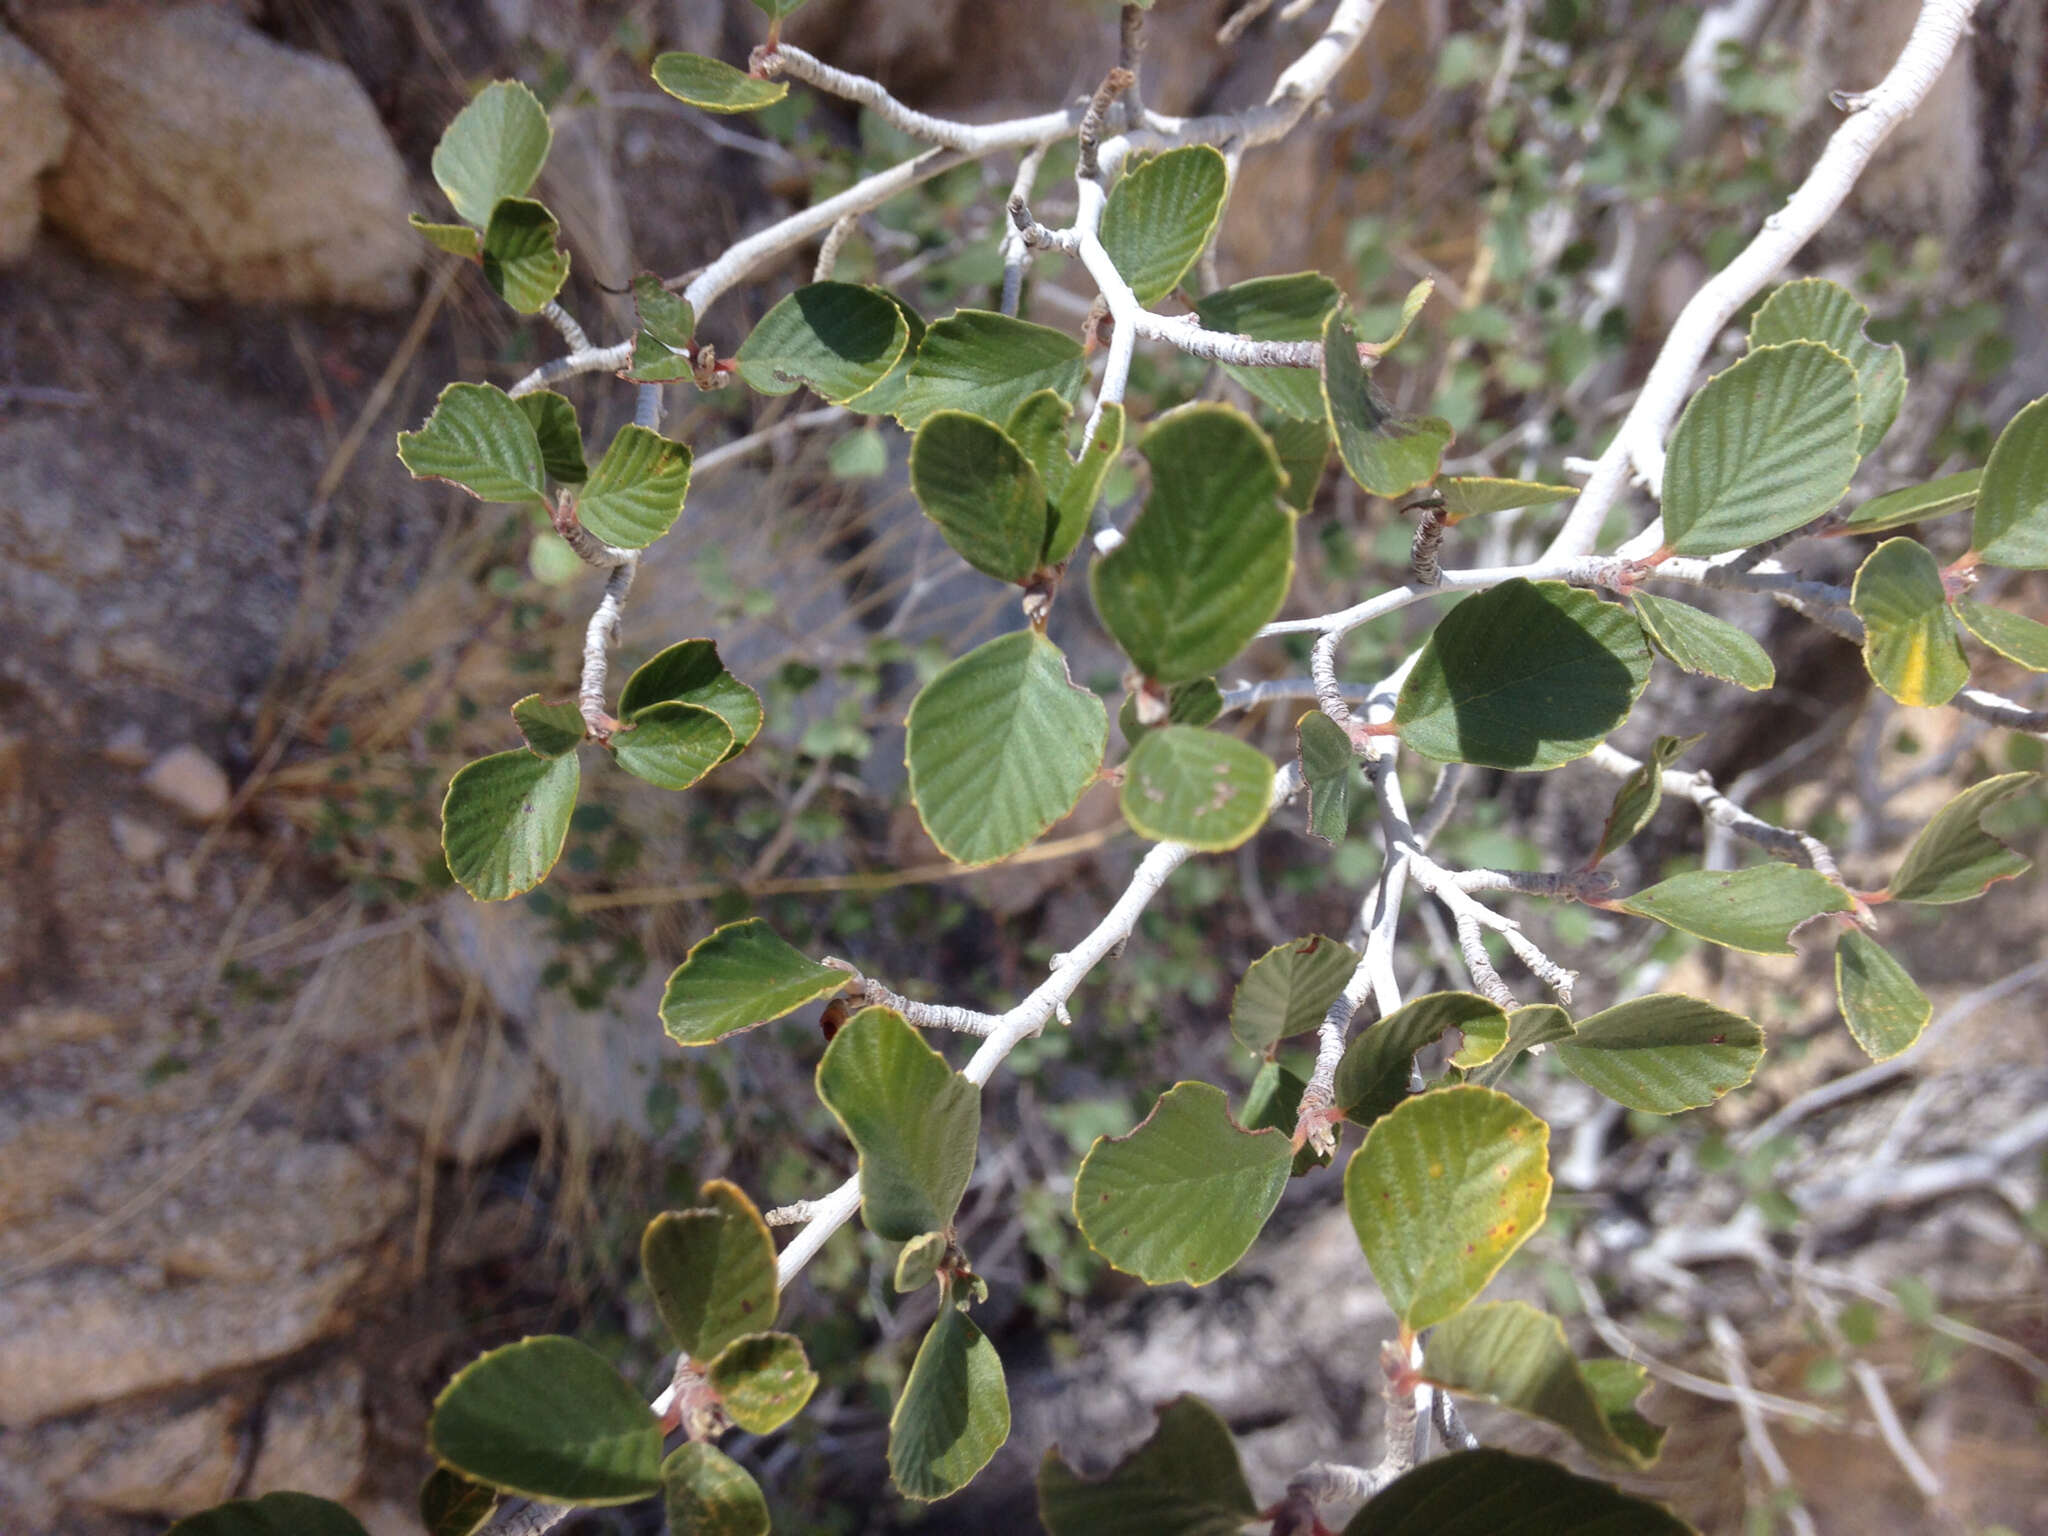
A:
[1230, 935, 1359, 1053]
[1344, 1450, 1696, 1535]
[1049, 403, 1125, 564]
[510, 694, 584, 758]
[707, 1331, 817, 1433]
[1334, 992, 1510, 1128]
[1884, 772, 2039, 903]
[1631, 592, 1774, 691]
[1553, 993, 1765, 1113]
[169, 1494, 371, 1536]
[420, 1468, 497, 1536]
[431, 80, 551, 227]
[1271, 415, 1331, 511]
[1840, 468, 1980, 535]
[1749, 277, 1905, 455]
[1969, 394, 2048, 568]
[658, 917, 846, 1046]
[619, 639, 763, 759]
[610, 701, 733, 790]
[1298, 710, 1354, 844]
[1591, 733, 1699, 866]
[1323, 308, 1453, 497]
[633, 271, 694, 348]
[398, 382, 547, 505]
[513, 391, 587, 484]
[1239, 1061, 1332, 1175]
[1194, 272, 1340, 420]
[909, 411, 1048, 582]
[1038, 1395, 1259, 1536]
[480, 197, 569, 313]
[1120, 726, 1273, 851]
[1953, 599, 2048, 670]
[576, 424, 693, 549]
[441, 749, 578, 900]
[1100, 146, 1229, 305]
[1437, 477, 1577, 522]
[735, 282, 909, 405]
[842, 288, 926, 416]
[1835, 930, 1931, 1062]
[661, 1444, 769, 1536]
[1851, 538, 1969, 707]
[889, 1305, 1009, 1500]
[817, 1007, 981, 1242]
[641, 1180, 778, 1363]
[652, 52, 789, 113]
[1617, 864, 1849, 955]
[897, 310, 1086, 428]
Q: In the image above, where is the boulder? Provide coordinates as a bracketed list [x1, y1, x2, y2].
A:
[0, 30, 68, 263]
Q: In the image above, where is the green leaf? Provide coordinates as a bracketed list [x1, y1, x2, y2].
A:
[1006, 390, 1078, 503]
[410, 215, 481, 259]
[652, 52, 789, 114]
[1851, 537, 1969, 706]
[1345, 1449, 1696, 1535]
[1239, 1061, 1333, 1175]
[1043, 402, 1125, 565]
[842, 288, 926, 416]
[1421, 1300, 1664, 1466]
[905, 630, 1109, 865]
[513, 390, 587, 484]
[817, 1007, 981, 1242]
[1436, 477, 1577, 522]
[619, 639, 763, 759]
[1953, 599, 2048, 670]
[1100, 146, 1229, 305]
[1230, 935, 1359, 1053]
[1369, 277, 1435, 351]
[1661, 341, 1863, 556]
[1617, 864, 1849, 955]
[1553, 993, 1765, 1113]
[889, 1304, 1009, 1501]
[441, 750, 578, 900]
[634, 271, 694, 348]
[626, 329, 695, 383]
[1344, 1085, 1550, 1330]
[1073, 1081, 1292, 1286]
[909, 411, 1049, 582]
[1590, 733, 1700, 866]
[735, 282, 909, 405]
[398, 382, 547, 505]
[575, 424, 693, 549]
[1749, 277, 1905, 455]
[1631, 592, 1775, 691]
[1120, 726, 1273, 851]
[1323, 308, 1453, 497]
[750, 0, 810, 19]
[429, 1336, 662, 1504]
[1969, 395, 2048, 567]
[895, 1231, 948, 1292]
[510, 694, 583, 758]
[658, 917, 846, 1046]
[431, 80, 551, 227]
[1883, 772, 2039, 903]
[1579, 1359, 1665, 1464]
[1447, 1010, 1508, 1070]
[1038, 1395, 1259, 1536]
[1840, 468, 1980, 535]
[661, 1444, 769, 1536]
[1298, 710, 1354, 844]
[1334, 993, 1511, 1129]
[1194, 272, 1340, 420]
[1118, 677, 1225, 747]
[168, 1494, 371, 1536]
[707, 1331, 817, 1433]
[1835, 930, 1931, 1062]
[419, 1468, 497, 1536]
[641, 1180, 778, 1363]
[1393, 579, 1653, 770]
[1271, 415, 1331, 511]
[610, 701, 733, 790]
[1473, 1003, 1576, 1087]
[480, 197, 569, 313]
[1091, 404, 1294, 684]
[897, 310, 1086, 429]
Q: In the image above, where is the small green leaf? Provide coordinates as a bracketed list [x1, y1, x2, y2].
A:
[1590, 732, 1700, 867]
[658, 917, 846, 1046]
[611, 701, 733, 790]
[909, 411, 1049, 582]
[1239, 1061, 1333, 1175]
[1617, 864, 1849, 955]
[1553, 993, 1765, 1113]
[626, 329, 695, 383]
[619, 639, 763, 759]
[1344, 1085, 1550, 1330]
[829, 425, 890, 479]
[1119, 677, 1226, 747]
[169, 1494, 371, 1536]
[905, 630, 1108, 866]
[897, 310, 1086, 429]
[1840, 468, 1980, 535]
[1345, 1449, 1697, 1535]
[633, 271, 694, 348]
[1194, 272, 1341, 420]
[420, 1468, 497, 1536]
[1883, 772, 2039, 904]
[652, 52, 789, 113]
[1099, 145, 1229, 305]
[1271, 415, 1331, 511]
[1447, 1010, 1508, 1070]
[1632, 592, 1775, 691]
[480, 197, 569, 313]
[1421, 1300, 1665, 1466]
[429, 1336, 663, 1504]
[661, 1444, 769, 1536]
[842, 288, 926, 417]
[1969, 394, 2048, 568]
[411, 215, 481, 259]
[1953, 599, 2048, 670]
[641, 1181, 778, 1363]
[575, 424, 693, 549]
[1473, 1004, 1576, 1087]
[1750, 277, 1905, 455]
[1120, 726, 1273, 851]
[889, 1304, 1009, 1501]
[750, 0, 810, 18]
[1074, 1081, 1292, 1286]
[1091, 404, 1294, 684]
[398, 382, 547, 505]
[432, 80, 552, 227]
[735, 282, 909, 405]
[1322, 308, 1453, 498]
[1835, 930, 1931, 1062]
[1047, 403, 1125, 564]
[1368, 277, 1435, 352]
[1661, 341, 1862, 556]
[441, 750, 578, 900]
[1334, 992, 1511, 1128]
[1851, 537, 1969, 706]
[1038, 1395, 1259, 1536]
[1231, 935, 1359, 1053]
[1394, 579, 1652, 770]
[510, 694, 584, 758]
[707, 1332, 817, 1433]
[817, 1007, 981, 1242]
[895, 1231, 949, 1292]
[1298, 710, 1354, 844]
[513, 391, 587, 484]
[1436, 477, 1577, 522]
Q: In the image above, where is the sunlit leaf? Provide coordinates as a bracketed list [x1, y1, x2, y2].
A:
[1952, 599, 2048, 671]
[889, 1305, 1009, 1500]
[619, 639, 763, 760]
[411, 215, 481, 259]
[441, 750, 578, 900]
[897, 310, 1086, 428]
[1851, 537, 1969, 706]
[1883, 772, 2039, 904]
[1617, 864, 1849, 955]
[1101, 146, 1229, 305]
[707, 1332, 817, 1433]
[1334, 993, 1510, 1129]
[1969, 394, 2048, 568]
[633, 271, 694, 348]
[1835, 930, 1931, 1062]
[1631, 592, 1774, 691]
[909, 411, 1048, 583]
[817, 1007, 981, 1242]
[1120, 726, 1273, 851]
[1839, 468, 1979, 535]
[1749, 277, 1905, 455]
[1553, 993, 1764, 1113]
[1298, 710, 1354, 844]
[510, 694, 584, 758]
[641, 1181, 778, 1363]
[1436, 477, 1577, 522]
[431, 80, 551, 226]
[575, 424, 693, 549]
[397, 382, 547, 505]
[480, 197, 569, 313]
[1323, 308, 1453, 498]
[734, 282, 909, 405]
[610, 701, 732, 790]
[652, 52, 789, 113]
[1230, 935, 1359, 1053]
[1193, 271, 1341, 420]
[658, 917, 846, 1046]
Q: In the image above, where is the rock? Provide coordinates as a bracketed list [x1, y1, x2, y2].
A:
[382, 1025, 539, 1166]
[247, 1357, 366, 1504]
[108, 812, 169, 866]
[2, 1394, 241, 1521]
[0, 30, 68, 264]
[19, 4, 419, 307]
[142, 745, 230, 823]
